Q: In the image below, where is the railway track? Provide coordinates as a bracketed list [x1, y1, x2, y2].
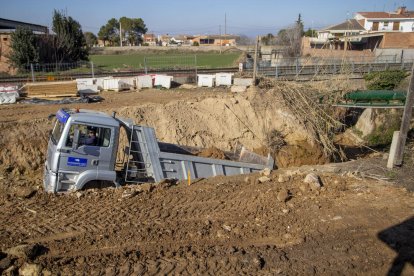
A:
[1, 61, 412, 84]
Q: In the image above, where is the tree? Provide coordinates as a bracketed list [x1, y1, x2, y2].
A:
[98, 18, 119, 46]
[296, 13, 304, 36]
[8, 27, 39, 70]
[261, 33, 275, 45]
[52, 10, 88, 62]
[84, 32, 98, 47]
[236, 35, 254, 46]
[276, 17, 304, 57]
[304, 28, 317, 37]
[119, 17, 147, 46]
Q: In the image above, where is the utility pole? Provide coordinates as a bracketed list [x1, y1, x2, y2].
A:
[225, 13, 227, 35]
[119, 22, 123, 47]
[219, 25, 222, 54]
[253, 36, 259, 86]
[393, 65, 414, 166]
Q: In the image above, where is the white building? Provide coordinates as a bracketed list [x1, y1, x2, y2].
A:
[354, 6, 414, 32]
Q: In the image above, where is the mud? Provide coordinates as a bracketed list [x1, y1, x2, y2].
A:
[1, 163, 413, 275]
[0, 84, 413, 274]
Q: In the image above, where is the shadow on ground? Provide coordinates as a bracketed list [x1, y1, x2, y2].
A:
[378, 216, 414, 275]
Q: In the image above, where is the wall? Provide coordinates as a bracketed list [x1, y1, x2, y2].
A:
[381, 32, 414, 48]
[0, 34, 13, 74]
[365, 19, 414, 32]
[375, 48, 414, 60]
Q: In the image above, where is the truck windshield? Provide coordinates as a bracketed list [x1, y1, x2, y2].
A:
[51, 119, 65, 145]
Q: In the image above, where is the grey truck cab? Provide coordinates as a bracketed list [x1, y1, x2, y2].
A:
[44, 109, 274, 193]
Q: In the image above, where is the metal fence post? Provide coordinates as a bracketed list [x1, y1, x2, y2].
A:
[295, 58, 299, 75]
[30, 63, 35, 82]
[275, 64, 278, 79]
[90, 61, 95, 78]
[194, 55, 198, 84]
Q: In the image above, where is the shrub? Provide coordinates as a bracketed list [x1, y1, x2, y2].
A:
[364, 70, 408, 90]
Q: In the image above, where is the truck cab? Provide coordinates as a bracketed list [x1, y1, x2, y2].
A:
[44, 109, 120, 192]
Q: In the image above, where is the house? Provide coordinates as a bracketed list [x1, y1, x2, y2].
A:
[310, 19, 366, 49]
[310, 7, 414, 51]
[0, 18, 48, 74]
[143, 33, 156, 46]
[355, 6, 414, 32]
[192, 35, 239, 46]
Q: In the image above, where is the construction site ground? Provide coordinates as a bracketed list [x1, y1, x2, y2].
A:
[0, 87, 414, 275]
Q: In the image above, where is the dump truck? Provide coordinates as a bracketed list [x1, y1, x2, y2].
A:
[44, 109, 274, 193]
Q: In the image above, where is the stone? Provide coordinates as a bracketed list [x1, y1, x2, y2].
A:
[75, 192, 83, 199]
[278, 174, 290, 183]
[382, 153, 389, 160]
[244, 176, 250, 183]
[277, 188, 289, 202]
[14, 187, 36, 199]
[260, 168, 272, 176]
[282, 209, 289, 214]
[304, 173, 322, 189]
[222, 224, 232, 232]
[121, 190, 139, 199]
[6, 244, 38, 260]
[19, 263, 42, 276]
[258, 176, 271, 183]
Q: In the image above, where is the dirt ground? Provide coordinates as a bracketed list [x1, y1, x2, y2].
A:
[0, 86, 413, 275]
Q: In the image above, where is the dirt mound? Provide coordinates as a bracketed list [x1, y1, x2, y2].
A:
[195, 147, 229, 160]
[0, 119, 49, 175]
[114, 89, 323, 168]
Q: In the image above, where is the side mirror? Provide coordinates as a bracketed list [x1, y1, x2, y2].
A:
[72, 128, 80, 150]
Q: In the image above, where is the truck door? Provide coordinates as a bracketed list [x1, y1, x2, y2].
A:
[57, 123, 104, 191]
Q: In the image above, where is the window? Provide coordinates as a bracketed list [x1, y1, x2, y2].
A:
[2, 37, 7, 41]
[383, 21, 389, 27]
[51, 119, 65, 145]
[66, 124, 111, 147]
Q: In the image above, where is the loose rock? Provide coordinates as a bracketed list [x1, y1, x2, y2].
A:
[304, 173, 322, 189]
[277, 188, 289, 202]
[258, 176, 271, 183]
[260, 168, 272, 177]
[14, 187, 36, 199]
[278, 174, 290, 183]
[19, 263, 42, 276]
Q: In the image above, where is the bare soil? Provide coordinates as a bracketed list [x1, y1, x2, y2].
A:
[0, 86, 413, 275]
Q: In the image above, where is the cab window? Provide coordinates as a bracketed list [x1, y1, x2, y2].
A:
[66, 124, 111, 147]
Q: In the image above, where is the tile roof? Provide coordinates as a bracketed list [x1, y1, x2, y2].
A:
[323, 19, 365, 31]
[356, 11, 414, 19]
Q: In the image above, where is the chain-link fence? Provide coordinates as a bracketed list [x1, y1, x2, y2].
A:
[245, 55, 414, 78]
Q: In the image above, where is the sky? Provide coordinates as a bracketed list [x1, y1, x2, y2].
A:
[1, 0, 412, 36]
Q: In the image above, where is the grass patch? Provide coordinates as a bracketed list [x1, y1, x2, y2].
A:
[364, 112, 401, 147]
[90, 52, 242, 71]
[364, 70, 408, 90]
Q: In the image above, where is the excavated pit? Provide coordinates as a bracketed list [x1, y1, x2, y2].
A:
[0, 86, 334, 176]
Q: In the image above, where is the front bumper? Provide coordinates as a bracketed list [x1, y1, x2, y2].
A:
[43, 162, 57, 193]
